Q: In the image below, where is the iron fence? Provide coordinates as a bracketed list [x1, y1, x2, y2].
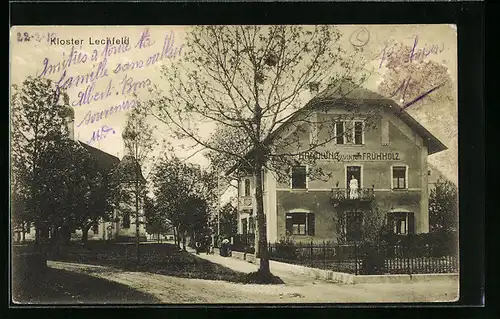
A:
[232, 233, 255, 254]
[267, 240, 458, 275]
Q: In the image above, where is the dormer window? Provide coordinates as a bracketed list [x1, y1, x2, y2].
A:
[353, 121, 364, 145]
[335, 120, 364, 145]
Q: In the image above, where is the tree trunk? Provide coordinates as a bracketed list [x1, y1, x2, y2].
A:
[173, 227, 178, 246]
[135, 162, 141, 264]
[81, 224, 91, 244]
[182, 230, 187, 251]
[35, 222, 41, 246]
[254, 152, 270, 275]
[252, 73, 271, 275]
[21, 221, 26, 242]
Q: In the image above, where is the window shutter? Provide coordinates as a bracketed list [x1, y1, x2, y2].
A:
[307, 213, 315, 236]
[285, 213, 293, 235]
[407, 212, 415, 234]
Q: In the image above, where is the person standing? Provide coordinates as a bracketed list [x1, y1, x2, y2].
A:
[349, 175, 359, 199]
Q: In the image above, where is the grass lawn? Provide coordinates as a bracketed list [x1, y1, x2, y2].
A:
[12, 267, 161, 304]
[47, 242, 252, 283]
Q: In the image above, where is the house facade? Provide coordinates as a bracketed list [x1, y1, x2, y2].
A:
[230, 87, 447, 245]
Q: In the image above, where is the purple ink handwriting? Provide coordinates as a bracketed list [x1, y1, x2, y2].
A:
[378, 36, 445, 69]
[72, 78, 114, 107]
[112, 31, 184, 75]
[389, 75, 447, 110]
[77, 99, 137, 128]
[88, 125, 116, 145]
[120, 74, 152, 95]
[135, 28, 156, 49]
[37, 45, 90, 78]
[101, 41, 131, 59]
[56, 59, 109, 91]
[401, 81, 447, 110]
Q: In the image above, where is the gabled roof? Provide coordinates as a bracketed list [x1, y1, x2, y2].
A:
[78, 141, 120, 172]
[225, 83, 447, 176]
[308, 84, 447, 155]
[113, 154, 146, 183]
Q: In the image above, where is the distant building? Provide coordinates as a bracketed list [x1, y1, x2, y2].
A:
[12, 110, 149, 243]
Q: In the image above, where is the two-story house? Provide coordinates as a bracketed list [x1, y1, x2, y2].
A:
[227, 85, 447, 245]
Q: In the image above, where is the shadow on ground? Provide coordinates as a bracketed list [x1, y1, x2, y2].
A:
[43, 242, 283, 284]
[12, 267, 161, 304]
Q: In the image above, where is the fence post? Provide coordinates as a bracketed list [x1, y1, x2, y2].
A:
[310, 240, 314, 260]
[323, 241, 326, 270]
[407, 240, 411, 276]
[354, 242, 358, 275]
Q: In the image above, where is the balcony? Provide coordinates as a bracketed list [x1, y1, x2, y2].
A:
[331, 187, 375, 207]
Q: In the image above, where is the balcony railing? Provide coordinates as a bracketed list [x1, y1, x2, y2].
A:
[331, 187, 375, 202]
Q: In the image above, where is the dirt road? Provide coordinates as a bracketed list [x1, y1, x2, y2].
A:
[47, 260, 458, 303]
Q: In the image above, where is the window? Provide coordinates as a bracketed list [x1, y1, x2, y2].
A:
[335, 121, 345, 144]
[122, 213, 130, 229]
[354, 121, 364, 145]
[336, 120, 364, 145]
[291, 166, 307, 189]
[244, 178, 251, 196]
[344, 212, 363, 242]
[92, 223, 99, 235]
[392, 166, 407, 189]
[241, 218, 248, 235]
[387, 212, 415, 235]
[249, 216, 255, 234]
[285, 212, 315, 236]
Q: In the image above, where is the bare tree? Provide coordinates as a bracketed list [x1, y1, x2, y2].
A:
[119, 101, 155, 263]
[152, 26, 376, 277]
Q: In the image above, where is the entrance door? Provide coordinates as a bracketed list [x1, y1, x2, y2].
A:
[346, 166, 362, 187]
[346, 166, 362, 199]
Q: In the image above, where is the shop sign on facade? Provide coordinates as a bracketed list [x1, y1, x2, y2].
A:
[297, 150, 402, 162]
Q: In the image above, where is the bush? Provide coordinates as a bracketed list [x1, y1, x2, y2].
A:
[378, 230, 458, 257]
[360, 244, 385, 275]
[270, 236, 298, 260]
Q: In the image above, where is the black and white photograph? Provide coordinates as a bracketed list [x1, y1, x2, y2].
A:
[10, 24, 459, 304]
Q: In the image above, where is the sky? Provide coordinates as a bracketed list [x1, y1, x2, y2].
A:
[10, 25, 458, 194]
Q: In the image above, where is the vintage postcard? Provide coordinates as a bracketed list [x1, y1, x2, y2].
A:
[10, 25, 458, 304]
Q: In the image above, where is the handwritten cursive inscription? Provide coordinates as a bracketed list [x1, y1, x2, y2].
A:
[88, 125, 116, 145]
[401, 81, 447, 110]
[378, 36, 445, 69]
[37, 46, 90, 77]
[77, 99, 137, 128]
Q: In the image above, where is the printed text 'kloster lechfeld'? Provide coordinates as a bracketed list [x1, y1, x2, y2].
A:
[49, 36, 130, 46]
